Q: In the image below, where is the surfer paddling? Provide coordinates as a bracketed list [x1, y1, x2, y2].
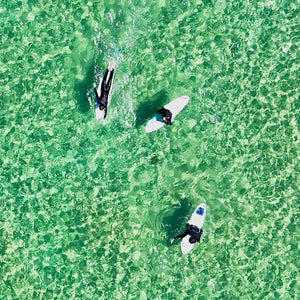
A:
[94, 62, 115, 120]
[174, 224, 203, 244]
[158, 107, 172, 126]
[145, 96, 189, 132]
[172, 203, 206, 254]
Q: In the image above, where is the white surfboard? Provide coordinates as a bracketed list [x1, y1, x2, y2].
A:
[95, 62, 115, 121]
[181, 203, 206, 255]
[145, 96, 189, 133]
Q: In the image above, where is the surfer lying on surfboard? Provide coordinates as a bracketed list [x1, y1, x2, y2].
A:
[158, 107, 172, 126]
[94, 63, 115, 119]
[174, 224, 203, 244]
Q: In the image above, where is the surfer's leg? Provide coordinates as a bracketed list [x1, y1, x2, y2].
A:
[105, 69, 114, 91]
[94, 87, 100, 101]
[103, 68, 109, 82]
[101, 69, 109, 93]
[109, 69, 114, 82]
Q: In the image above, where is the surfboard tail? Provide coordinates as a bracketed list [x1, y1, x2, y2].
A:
[181, 235, 195, 254]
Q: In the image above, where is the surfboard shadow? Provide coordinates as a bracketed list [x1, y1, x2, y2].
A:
[161, 198, 192, 246]
[74, 63, 94, 114]
[135, 89, 168, 128]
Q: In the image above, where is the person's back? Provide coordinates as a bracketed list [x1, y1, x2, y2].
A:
[174, 223, 203, 243]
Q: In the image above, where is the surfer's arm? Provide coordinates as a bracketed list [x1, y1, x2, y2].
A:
[174, 227, 189, 239]
[174, 234, 183, 239]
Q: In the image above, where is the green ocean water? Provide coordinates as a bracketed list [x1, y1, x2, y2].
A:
[0, 0, 299, 299]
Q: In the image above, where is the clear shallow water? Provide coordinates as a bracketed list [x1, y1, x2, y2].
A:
[0, 0, 299, 299]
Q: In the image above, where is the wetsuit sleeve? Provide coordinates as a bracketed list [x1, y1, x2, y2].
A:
[181, 229, 189, 239]
[174, 224, 189, 239]
[174, 230, 188, 239]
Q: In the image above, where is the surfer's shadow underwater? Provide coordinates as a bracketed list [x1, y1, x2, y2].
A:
[75, 63, 95, 114]
[135, 89, 168, 128]
[161, 198, 192, 246]
[77, 61, 109, 113]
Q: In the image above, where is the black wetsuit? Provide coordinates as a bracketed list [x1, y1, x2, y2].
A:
[174, 224, 203, 244]
[94, 68, 114, 119]
[158, 107, 172, 125]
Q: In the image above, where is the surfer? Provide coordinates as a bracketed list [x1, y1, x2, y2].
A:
[174, 224, 203, 244]
[158, 107, 172, 126]
[94, 63, 115, 119]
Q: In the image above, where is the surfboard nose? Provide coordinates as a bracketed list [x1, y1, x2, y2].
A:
[196, 203, 206, 215]
[196, 206, 205, 216]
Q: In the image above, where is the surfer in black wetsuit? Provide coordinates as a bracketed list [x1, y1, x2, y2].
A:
[158, 107, 172, 126]
[174, 224, 203, 244]
[94, 63, 115, 119]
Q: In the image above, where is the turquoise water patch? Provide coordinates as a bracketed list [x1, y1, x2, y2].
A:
[0, 0, 298, 299]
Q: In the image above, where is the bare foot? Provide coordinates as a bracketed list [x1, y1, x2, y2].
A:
[109, 61, 115, 69]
